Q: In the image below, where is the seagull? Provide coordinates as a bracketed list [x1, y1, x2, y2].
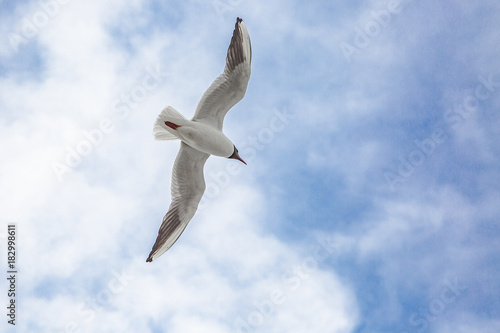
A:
[146, 18, 251, 262]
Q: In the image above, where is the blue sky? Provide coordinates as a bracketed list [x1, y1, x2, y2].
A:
[1, 0, 499, 332]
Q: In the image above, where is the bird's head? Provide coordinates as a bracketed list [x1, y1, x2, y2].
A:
[229, 146, 246, 165]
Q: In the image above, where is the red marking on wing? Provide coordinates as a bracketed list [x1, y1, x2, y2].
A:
[165, 121, 181, 130]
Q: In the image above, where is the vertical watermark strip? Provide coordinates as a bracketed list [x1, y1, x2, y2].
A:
[6, 224, 17, 326]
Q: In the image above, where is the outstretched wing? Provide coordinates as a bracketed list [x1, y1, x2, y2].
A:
[192, 17, 252, 130]
[146, 142, 209, 262]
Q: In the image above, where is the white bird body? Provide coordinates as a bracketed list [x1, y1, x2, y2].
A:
[156, 110, 235, 158]
[174, 121, 235, 157]
[146, 18, 251, 262]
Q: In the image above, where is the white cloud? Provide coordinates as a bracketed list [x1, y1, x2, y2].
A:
[15, 184, 359, 332]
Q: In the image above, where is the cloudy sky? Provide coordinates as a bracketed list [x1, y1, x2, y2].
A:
[1, 0, 499, 332]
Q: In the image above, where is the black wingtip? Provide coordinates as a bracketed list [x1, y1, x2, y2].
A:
[146, 257, 153, 263]
[227, 17, 247, 72]
[235, 18, 242, 29]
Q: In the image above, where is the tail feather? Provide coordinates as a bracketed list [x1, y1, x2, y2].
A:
[153, 106, 187, 141]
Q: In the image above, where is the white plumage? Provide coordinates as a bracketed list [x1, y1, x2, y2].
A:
[147, 18, 251, 262]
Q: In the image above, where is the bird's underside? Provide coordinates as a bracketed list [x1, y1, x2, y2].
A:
[146, 17, 251, 262]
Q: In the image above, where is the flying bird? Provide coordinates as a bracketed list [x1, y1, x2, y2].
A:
[146, 18, 251, 262]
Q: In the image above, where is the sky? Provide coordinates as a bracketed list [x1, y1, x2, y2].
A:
[0, 0, 499, 332]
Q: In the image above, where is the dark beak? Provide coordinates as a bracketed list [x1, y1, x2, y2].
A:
[229, 147, 247, 165]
